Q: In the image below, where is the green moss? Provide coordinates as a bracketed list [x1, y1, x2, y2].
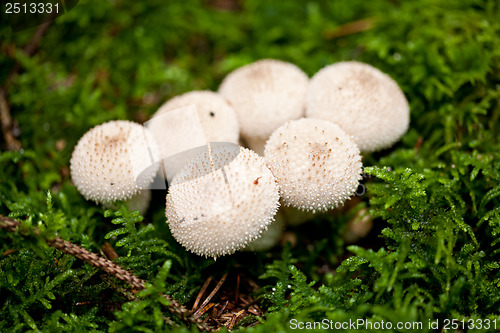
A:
[1, 0, 499, 331]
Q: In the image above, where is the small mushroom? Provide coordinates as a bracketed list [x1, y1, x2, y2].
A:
[166, 146, 280, 259]
[70, 120, 159, 204]
[152, 90, 239, 145]
[148, 91, 239, 182]
[264, 118, 362, 213]
[306, 61, 409, 152]
[219, 59, 309, 149]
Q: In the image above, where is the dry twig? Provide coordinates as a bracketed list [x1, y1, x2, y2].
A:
[193, 276, 213, 311]
[0, 214, 214, 332]
[0, 89, 21, 151]
[191, 272, 264, 330]
[194, 273, 228, 317]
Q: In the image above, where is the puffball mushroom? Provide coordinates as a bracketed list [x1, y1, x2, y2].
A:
[70, 120, 159, 204]
[166, 146, 280, 259]
[219, 59, 309, 145]
[264, 118, 362, 213]
[306, 61, 409, 152]
[152, 90, 239, 145]
[148, 91, 239, 182]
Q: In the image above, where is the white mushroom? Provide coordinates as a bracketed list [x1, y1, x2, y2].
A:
[152, 90, 239, 145]
[166, 146, 280, 259]
[264, 118, 362, 213]
[148, 91, 239, 182]
[70, 120, 159, 204]
[306, 61, 409, 152]
[219, 59, 309, 143]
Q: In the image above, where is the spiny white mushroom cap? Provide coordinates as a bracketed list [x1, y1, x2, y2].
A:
[264, 118, 362, 213]
[70, 120, 160, 204]
[306, 61, 409, 152]
[153, 90, 239, 145]
[243, 215, 284, 252]
[219, 59, 309, 140]
[148, 93, 239, 183]
[166, 146, 280, 259]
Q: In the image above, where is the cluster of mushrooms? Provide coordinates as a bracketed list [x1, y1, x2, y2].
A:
[70, 59, 409, 260]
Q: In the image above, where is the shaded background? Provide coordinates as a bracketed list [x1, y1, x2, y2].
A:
[1, 0, 499, 331]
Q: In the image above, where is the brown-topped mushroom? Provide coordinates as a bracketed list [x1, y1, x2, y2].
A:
[70, 120, 159, 205]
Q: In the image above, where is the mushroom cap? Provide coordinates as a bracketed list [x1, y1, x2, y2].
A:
[70, 120, 159, 204]
[153, 90, 239, 145]
[148, 92, 239, 182]
[264, 118, 362, 212]
[306, 61, 409, 152]
[219, 59, 309, 140]
[166, 146, 280, 259]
